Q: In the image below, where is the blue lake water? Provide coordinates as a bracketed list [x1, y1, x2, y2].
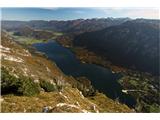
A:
[33, 40, 136, 108]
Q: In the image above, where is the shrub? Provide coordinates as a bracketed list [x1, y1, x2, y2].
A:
[18, 77, 40, 96]
[1, 67, 40, 96]
[148, 103, 160, 112]
[40, 80, 57, 92]
[1, 67, 21, 94]
[143, 103, 160, 113]
[13, 32, 22, 36]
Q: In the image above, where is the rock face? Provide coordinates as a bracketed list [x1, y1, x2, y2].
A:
[76, 77, 96, 97]
[73, 20, 160, 75]
[1, 31, 133, 113]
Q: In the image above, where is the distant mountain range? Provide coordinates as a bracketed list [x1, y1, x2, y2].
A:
[73, 19, 160, 75]
[2, 18, 131, 34]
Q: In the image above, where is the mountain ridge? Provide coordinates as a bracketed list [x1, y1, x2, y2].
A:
[73, 20, 160, 75]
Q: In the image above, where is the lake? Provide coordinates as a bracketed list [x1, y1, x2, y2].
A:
[33, 40, 136, 108]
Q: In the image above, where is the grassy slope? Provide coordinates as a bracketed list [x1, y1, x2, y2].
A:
[1, 88, 133, 113]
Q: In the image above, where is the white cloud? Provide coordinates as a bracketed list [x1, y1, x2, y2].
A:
[94, 8, 159, 19]
[125, 9, 159, 19]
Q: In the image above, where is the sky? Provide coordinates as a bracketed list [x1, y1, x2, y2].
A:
[1, 8, 159, 21]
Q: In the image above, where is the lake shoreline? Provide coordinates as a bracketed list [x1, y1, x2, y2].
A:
[55, 37, 159, 112]
[33, 40, 137, 108]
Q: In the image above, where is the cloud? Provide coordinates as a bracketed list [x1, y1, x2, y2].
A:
[94, 8, 159, 19]
[125, 9, 159, 19]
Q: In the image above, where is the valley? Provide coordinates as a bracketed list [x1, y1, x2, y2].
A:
[1, 31, 133, 113]
[1, 18, 159, 113]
